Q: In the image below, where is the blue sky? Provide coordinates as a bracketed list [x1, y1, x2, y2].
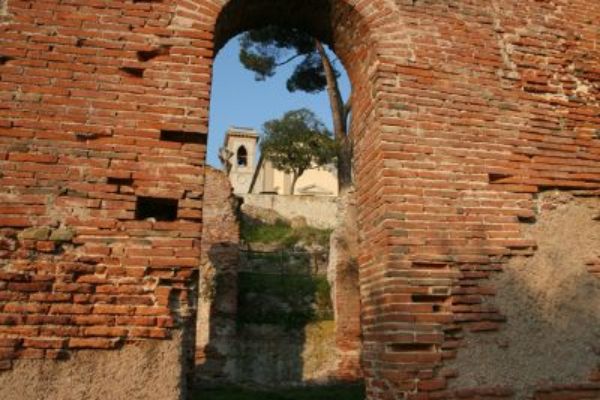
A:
[206, 35, 351, 167]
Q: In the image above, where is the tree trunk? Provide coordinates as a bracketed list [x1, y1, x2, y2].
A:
[315, 40, 352, 191]
[290, 172, 299, 195]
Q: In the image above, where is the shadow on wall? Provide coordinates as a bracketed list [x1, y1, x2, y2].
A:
[196, 243, 337, 386]
[195, 243, 239, 385]
[448, 192, 600, 399]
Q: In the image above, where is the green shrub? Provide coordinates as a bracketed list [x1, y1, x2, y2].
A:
[237, 272, 333, 329]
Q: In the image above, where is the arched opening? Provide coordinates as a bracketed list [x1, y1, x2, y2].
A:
[236, 145, 248, 167]
[194, 0, 384, 395]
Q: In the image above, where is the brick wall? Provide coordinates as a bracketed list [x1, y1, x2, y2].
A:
[0, 0, 208, 397]
[0, 0, 599, 399]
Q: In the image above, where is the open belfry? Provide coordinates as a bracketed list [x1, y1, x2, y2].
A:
[0, 0, 599, 399]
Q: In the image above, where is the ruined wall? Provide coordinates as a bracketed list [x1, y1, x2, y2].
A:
[448, 192, 600, 399]
[1, 0, 600, 399]
[195, 167, 239, 384]
[328, 190, 363, 381]
[230, 321, 337, 385]
[240, 194, 338, 229]
[196, 168, 351, 386]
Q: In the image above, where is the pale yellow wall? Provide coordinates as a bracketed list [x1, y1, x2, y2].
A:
[294, 167, 338, 196]
[230, 129, 339, 196]
[254, 161, 338, 196]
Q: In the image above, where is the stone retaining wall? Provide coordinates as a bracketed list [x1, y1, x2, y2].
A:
[241, 194, 338, 229]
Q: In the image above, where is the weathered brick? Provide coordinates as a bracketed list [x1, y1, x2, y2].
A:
[23, 338, 67, 349]
[68, 338, 119, 350]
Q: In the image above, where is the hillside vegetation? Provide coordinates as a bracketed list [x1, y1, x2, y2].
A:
[240, 218, 331, 249]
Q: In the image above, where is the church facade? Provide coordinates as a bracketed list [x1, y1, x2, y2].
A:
[222, 127, 338, 196]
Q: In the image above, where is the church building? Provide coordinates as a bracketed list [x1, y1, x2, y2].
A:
[221, 127, 338, 196]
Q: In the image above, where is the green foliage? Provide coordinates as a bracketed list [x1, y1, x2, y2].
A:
[192, 383, 365, 400]
[238, 25, 353, 190]
[261, 109, 336, 188]
[239, 25, 339, 94]
[280, 226, 332, 249]
[240, 218, 292, 245]
[240, 218, 332, 249]
[237, 272, 333, 329]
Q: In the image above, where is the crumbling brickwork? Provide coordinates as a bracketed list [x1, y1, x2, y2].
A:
[328, 190, 363, 381]
[447, 192, 600, 400]
[195, 167, 239, 384]
[0, 0, 599, 399]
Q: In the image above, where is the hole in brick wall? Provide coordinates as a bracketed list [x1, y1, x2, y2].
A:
[540, 184, 592, 191]
[75, 132, 98, 141]
[0, 55, 15, 65]
[135, 197, 178, 221]
[76, 38, 85, 47]
[412, 294, 448, 303]
[107, 177, 134, 186]
[160, 130, 207, 145]
[387, 343, 435, 353]
[119, 67, 145, 78]
[412, 262, 448, 269]
[518, 215, 536, 224]
[488, 173, 512, 183]
[137, 45, 172, 62]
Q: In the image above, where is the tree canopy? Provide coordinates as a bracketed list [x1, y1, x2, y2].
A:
[261, 109, 336, 194]
[239, 25, 352, 190]
[239, 26, 340, 94]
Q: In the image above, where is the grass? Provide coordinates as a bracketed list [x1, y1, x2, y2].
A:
[191, 384, 365, 400]
[241, 219, 293, 245]
[240, 219, 332, 249]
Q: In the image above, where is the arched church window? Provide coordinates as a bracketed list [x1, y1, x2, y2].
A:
[237, 146, 248, 167]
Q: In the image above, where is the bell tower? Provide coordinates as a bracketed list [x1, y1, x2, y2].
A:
[222, 127, 259, 194]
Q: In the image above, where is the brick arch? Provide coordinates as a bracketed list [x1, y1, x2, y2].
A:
[202, 0, 404, 389]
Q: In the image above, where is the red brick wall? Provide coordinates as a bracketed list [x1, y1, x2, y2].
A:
[0, 0, 209, 392]
[354, 2, 600, 399]
[1, 0, 599, 399]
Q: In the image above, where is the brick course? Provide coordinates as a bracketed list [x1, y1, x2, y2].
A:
[0, 0, 599, 399]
